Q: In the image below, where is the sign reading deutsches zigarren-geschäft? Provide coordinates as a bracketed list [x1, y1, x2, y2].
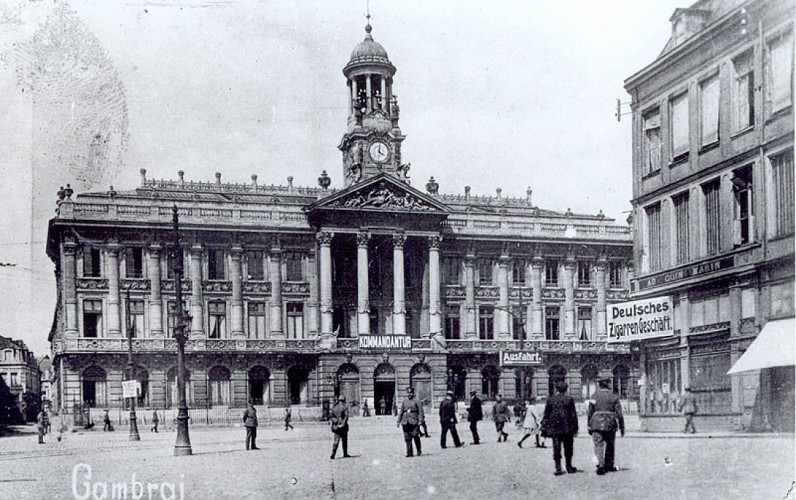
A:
[607, 296, 674, 343]
[500, 351, 542, 366]
[358, 335, 412, 350]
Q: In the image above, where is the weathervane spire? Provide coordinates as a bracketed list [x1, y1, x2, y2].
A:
[365, 0, 372, 36]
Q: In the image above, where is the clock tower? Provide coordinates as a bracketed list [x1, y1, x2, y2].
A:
[339, 16, 407, 187]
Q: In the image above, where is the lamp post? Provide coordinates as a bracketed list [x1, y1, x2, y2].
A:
[124, 289, 141, 441]
[172, 205, 193, 456]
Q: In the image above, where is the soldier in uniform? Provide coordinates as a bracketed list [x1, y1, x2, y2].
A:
[243, 400, 259, 450]
[679, 387, 698, 434]
[439, 391, 463, 449]
[587, 378, 625, 475]
[36, 409, 46, 444]
[467, 390, 483, 444]
[396, 387, 425, 457]
[492, 394, 511, 442]
[330, 395, 351, 459]
[541, 382, 579, 476]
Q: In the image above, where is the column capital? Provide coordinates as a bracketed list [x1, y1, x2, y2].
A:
[392, 233, 406, 248]
[357, 232, 371, 248]
[316, 231, 334, 246]
[148, 243, 163, 255]
[63, 242, 78, 255]
[428, 234, 443, 249]
[464, 255, 476, 266]
[498, 254, 510, 267]
[190, 244, 203, 257]
[594, 260, 607, 272]
[563, 259, 576, 270]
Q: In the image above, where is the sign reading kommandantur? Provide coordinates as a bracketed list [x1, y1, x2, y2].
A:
[607, 296, 674, 342]
[358, 335, 412, 350]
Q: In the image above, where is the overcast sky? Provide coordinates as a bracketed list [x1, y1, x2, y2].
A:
[1, 0, 685, 355]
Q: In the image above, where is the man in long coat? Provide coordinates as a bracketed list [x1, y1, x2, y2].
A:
[679, 387, 698, 434]
[467, 390, 483, 445]
[243, 401, 259, 450]
[396, 387, 425, 457]
[541, 382, 579, 476]
[587, 378, 625, 475]
[492, 394, 511, 442]
[330, 395, 350, 459]
[439, 391, 463, 448]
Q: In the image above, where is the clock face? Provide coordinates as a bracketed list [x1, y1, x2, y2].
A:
[369, 141, 391, 163]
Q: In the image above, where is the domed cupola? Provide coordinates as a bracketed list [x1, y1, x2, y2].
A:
[338, 15, 407, 187]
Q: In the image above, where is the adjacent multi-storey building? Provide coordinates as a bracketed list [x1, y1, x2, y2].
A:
[0, 336, 41, 421]
[47, 19, 634, 419]
[624, 0, 794, 431]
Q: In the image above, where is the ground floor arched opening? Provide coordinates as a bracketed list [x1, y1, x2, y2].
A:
[82, 366, 107, 408]
[287, 366, 309, 405]
[248, 366, 270, 405]
[337, 363, 360, 415]
[374, 363, 396, 415]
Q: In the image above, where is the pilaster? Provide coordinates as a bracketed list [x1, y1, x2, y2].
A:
[230, 246, 244, 338]
[63, 242, 79, 335]
[106, 245, 122, 336]
[562, 257, 576, 338]
[148, 245, 164, 337]
[269, 245, 284, 338]
[392, 233, 407, 336]
[428, 235, 442, 337]
[317, 231, 334, 335]
[464, 255, 476, 339]
[357, 232, 371, 335]
[190, 245, 205, 336]
[530, 256, 543, 338]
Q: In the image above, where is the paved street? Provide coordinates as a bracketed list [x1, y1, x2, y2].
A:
[0, 417, 793, 500]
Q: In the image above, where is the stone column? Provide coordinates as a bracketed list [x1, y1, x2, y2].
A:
[307, 249, 319, 337]
[393, 233, 406, 336]
[464, 255, 476, 338]
[106, 245, 122, 336]
[563, 258, 576, 338]
[317, 232, 334, 335]
[679, 294, 691, 390]
[190, 246, 205, 336]
[357, 232, 371, 335]
[230, 246, 244, 338]
[428, 235, 443, 336]
[351, 80, 357, 115]
[530, 257, 543, 338]
[365, 75, 372, 112]
[595, 259, 607, 339]
[269, 245, 284, 338]
[380, 78, 387, 110]
[148, 245, 164, 337]
[63, 242, 79, 335]
[497, 255, 510, 339]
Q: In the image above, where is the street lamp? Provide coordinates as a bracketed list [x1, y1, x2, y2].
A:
[124, 289, 141, 441]
[172, 205, 193, 456]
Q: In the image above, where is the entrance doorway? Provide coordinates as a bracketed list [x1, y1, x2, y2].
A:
[514, 367, 534, 402]
[337, 363, 360, 416]
[374, 363, 396, 415]
[287, 366, 309, 405]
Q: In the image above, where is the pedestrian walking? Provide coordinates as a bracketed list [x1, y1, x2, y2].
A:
[540, 382, 579, 476]
[102, 409, 113, 432]
[42, 410, 50, 435]
[467, 390, 483, 445]
[439, 391, 463, 449]
[679, 387, 698, 434]
[330, 395, 350, 459]
[284, 405, 294, 431]
[513, 399, 526, 428]
[151, 409, 160, 433]
[492, 394, 510, 442]
[243, 400, 259, 450]
[396, 387, 425, 457]
[587, 378, 625, 475]
[517, 398, 545, 449]
[36, 409, 46, 444]
[362, 399, 371, 417]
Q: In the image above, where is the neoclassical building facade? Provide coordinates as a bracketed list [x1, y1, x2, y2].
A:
[47, 20, 634, 416]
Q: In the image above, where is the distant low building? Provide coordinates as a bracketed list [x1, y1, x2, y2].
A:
[0, 336, 41, 421]
[38, 355, 53, 407]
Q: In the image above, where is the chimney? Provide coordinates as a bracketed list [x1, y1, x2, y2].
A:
[139, 168, 147, 186]
[215, 172, 222, 186]
[251, 174, 258, 189]
[178, 170, 185, 187]
[526, 187, 533, 205]
[464, 186, 471, 203]
[287, 176, 294, 193]
[496, 187, 502, 200]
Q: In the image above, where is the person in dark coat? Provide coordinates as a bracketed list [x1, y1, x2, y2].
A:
[439, 391, 463, 448]
[492, 394, 511, 442]
[151, 408, 159, 433]
[467, 390, 483, 444]
[679, 387, 698, 434]
[36, 410, 46, 444]
[396, 387, 425, 457]
[243, 401, 259, 450]
[587, 378, 625, 475]
[102, 409, 113, 432]
[284, 405, 294, 431]
[330, 395, 350, 459]
[541, 382, 579, 476]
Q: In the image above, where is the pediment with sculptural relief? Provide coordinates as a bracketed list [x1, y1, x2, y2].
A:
[305, 174, 449, 214]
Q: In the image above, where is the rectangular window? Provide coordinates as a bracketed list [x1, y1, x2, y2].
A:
[767, 32, 794, 114]
[609, 261, 622, 288]
[247, 302, 267, 338]
[511, 306, 524, 340]
[285, 251, 303, 281]
[646, 203, 662, 271]
[545, 306, 560, 341]
[83, 300, 103, 338]
[700, 74, 720, 146]
[673, 192, 691, 264]
[577, 262, 591, 287]
[207, 249, 225, 280]
[733, 51, 755, 131]
[732, 166, 754, 246]
[82, 247, 101, 277]
[511, 259, 526, 286]
[246, 250, 265, 281]
[703, 179, 721, 255]
[443, 257, 462, 285]
[444, 305, 461, 340]
[208, 301, 227, 338]
[128, 300, 144, 338]
[125, 247, 144, 278]
[478, 306, 494, 340]
[645, 358, 682, 414]
[771, 150, 795, 237]
[577, 307, 593, 341]
[643, 108, 662, 175]
[167, 301, 188, 336]
[670, 92, 689, 160]
[478, 259, 493, 285]
[10, 373, 18, 386]
[287, 302, 304, 339]
[545, 261, 559, 287]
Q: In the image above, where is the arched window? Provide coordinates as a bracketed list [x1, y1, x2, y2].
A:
[581, 364, 599, 400]
[248, 366, 270, 405]
[547, 365, 567, 396]
[481, 365, 501, 400]
[613, 365, 631, 398]
[287, 366, 310, 405]
[208, 366, 231, 407]
[82, 366, 107, 408]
